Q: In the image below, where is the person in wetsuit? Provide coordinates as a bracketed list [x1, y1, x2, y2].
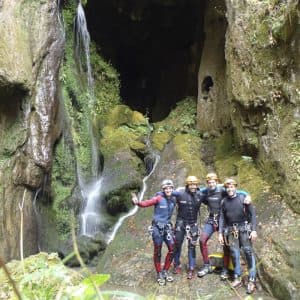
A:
[172, 175, 202, 279]
[198, 173, 250, 280]
[218, 178, 257, 294]
[132, 179, 176, 286]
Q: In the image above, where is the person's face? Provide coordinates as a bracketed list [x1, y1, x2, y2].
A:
[163, 186, 173, 197]
[207, 180, 217, 190]
[188, 183, 197, 193]
[226, 183, 236, 197]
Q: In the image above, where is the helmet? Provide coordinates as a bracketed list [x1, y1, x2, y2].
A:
[161, 179, 174, 189]
[206, 173, 219, 182]
[223, 178, 237, 187]
[185, 175, 199, 185]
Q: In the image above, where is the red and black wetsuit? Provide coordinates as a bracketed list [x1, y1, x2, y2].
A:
[137, 192, 176, 273]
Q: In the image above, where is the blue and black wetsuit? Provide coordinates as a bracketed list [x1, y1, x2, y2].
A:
[137, 192, 176, 273]
[172, 188, 202, 271]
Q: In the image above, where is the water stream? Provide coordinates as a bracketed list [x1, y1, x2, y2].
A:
[107, 152, 160, 244]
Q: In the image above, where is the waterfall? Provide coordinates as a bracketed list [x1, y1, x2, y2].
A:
[107, 152, 160, 244]
[73, 2, 102, 236]
[75, 2, 94, 90]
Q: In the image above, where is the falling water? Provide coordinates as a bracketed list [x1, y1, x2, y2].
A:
[107, 152, 160, 244]
[32, 188, 42, 251]
[80, 178, 103, 236]
[74, 2, 102, 236]
[75, 2, 94, 90]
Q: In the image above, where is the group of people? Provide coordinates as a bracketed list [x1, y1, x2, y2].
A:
[131, 173, 258, 294]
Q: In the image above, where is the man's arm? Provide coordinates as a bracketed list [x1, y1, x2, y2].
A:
[131, 193, 162, 207]
[246, 202, 257, 241]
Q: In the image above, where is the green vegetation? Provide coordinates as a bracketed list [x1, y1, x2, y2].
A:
[47, 0, 123, 241]
[0, 252, 112, 300]
[151, 97, 199, 151]
[289, 121, 300, 180]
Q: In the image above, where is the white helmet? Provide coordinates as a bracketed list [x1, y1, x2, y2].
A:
[161, 179, 174, 189]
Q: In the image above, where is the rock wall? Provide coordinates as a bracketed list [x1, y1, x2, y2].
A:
[197, 0, 300, 212]
[0, 0, 64, 261]
[197, 0, 230, 134]
[224, 0, 300, 213]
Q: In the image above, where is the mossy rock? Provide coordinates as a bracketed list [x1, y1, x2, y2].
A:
[100, 150, 144, 198]
[173, 133, 206, 178]
[101, 125, 146, 156]
[151, 130, 171, 151]
[106, 189, 134, 215]
[106, 105, 148, 128]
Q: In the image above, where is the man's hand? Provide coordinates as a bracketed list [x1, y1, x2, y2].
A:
[131, 192, 139, 205]
[244, 195, 252, 204]
[218, 233, 224, 245]
[249, 231, 257, 241]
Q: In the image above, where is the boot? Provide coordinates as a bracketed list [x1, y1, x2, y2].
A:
[187, 269, 194, 279]
[231, 275, 242, 288]
[220, 268, 229, 281]
[197, 264, 212, 278]
[173, 264, 181, 274]
[162, 270, 174, 282]
[246, 278, 256, 294]
[157, 272, 166, 286]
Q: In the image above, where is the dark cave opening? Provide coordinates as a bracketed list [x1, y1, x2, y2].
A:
[85, 0, 207, 121]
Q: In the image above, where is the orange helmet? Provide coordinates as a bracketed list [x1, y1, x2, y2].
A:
[185, 175, 199, 185]
[223, 178, 237, 187]
[206, 173, 219, 182]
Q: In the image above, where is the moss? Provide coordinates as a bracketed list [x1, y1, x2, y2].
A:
[151, 131, 171, 151]
[100, 105, 150, 159]
[173, 134, 206, 178]
[214, 131, 235, 159]
[151, 97, 198, 151]
[0, 252, 84, 299]
[51, 139, 77, 238]
[101, 125, 147, 156]
[106, 105, 148, 128]
[214, 133, 268, 201]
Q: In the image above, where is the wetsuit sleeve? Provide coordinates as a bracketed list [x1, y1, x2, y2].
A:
[246, 204, 257, 231]
[172, 190, 181, 197]
[137, 195, 162, 207]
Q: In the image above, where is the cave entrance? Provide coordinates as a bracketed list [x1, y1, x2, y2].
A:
[85, 0, 207, 122]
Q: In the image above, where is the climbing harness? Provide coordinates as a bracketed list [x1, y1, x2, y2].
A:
[150, 222, 174, 240]
[232, 224, 239, 239]
[148, 225, 153, 238]
[186, 224, 199, 245]
[212, 213, 219, 229]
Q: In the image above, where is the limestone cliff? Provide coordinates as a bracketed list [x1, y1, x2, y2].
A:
[0, 0, 64, 261]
